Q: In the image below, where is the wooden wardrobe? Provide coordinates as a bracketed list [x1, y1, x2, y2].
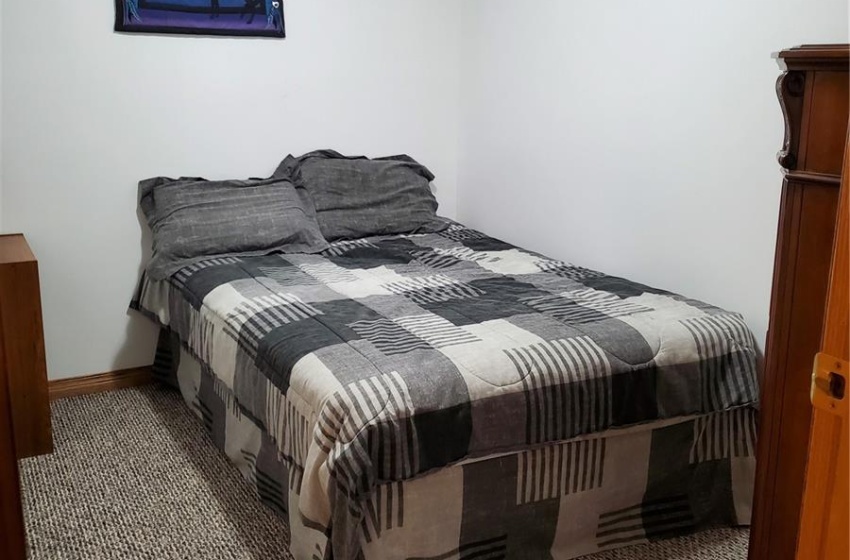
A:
[750, 45, 849, 560]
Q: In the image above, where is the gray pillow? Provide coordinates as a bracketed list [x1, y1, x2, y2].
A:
[139, 176, 328, 280]
[274, 150, 449, 241]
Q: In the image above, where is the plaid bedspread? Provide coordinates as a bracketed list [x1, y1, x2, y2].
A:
[166, 338, 757, 560]
[132, 222, 759, 560]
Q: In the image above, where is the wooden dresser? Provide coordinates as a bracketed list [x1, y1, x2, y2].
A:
[0, 234, 53, 458]
[749, 45, 849, 560]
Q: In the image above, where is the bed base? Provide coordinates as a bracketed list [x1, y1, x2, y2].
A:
[159, 335, 755, 560]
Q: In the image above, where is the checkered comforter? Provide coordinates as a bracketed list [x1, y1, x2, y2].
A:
[132, 222, 759, 560]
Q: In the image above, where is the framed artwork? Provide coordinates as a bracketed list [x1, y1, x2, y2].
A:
[115, 0, 285, 38]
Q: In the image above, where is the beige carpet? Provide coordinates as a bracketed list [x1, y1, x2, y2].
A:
[19, 386, 749, 559]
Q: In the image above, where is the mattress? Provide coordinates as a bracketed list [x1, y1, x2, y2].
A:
[132, 222, 760, 559]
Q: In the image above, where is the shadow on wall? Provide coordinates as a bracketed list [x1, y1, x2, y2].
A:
[110, 205, 159, 372]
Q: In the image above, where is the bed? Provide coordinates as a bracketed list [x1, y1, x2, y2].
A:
[132, 219, 759, 560]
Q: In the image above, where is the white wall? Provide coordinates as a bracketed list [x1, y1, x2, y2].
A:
[2, 0, 461, 379]
[458, 0, 849, 348]
[3, 0, 847, 379]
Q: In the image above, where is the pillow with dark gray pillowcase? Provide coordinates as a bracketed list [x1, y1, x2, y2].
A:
[139, 176, 329, 280]
[274, 150, 449, 241]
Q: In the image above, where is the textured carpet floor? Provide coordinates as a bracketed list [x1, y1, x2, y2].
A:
[20, 386, 750, 559]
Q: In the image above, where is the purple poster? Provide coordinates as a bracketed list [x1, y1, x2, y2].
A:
[115, 0, 285, 38]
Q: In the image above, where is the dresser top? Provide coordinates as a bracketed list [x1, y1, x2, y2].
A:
[776, 44, 849, 70]
[0, 234, 36, 264]
[780, 44, 849, 57]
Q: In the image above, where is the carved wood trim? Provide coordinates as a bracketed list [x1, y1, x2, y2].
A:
[785, 171, 842, 187]
[777, 71, 806, 170]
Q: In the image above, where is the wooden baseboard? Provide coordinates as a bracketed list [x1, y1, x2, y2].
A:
[49, 367, 155, 401]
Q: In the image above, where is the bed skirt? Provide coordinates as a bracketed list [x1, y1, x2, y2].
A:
[156, 332, 756, 560]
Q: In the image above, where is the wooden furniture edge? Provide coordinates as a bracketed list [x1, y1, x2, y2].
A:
[49, 366, 155, 401]
[775, 45, 850, 71]
[0, 234, 36, 265]
[750, 44, 849, 560]
[778, 44, 850, 59]
[0, 237, 52, 458]
[0, 296, 27, 558]
[784, 171, 842, 186]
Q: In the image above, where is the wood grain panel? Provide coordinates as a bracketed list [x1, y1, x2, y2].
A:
[770, 181, 839, 551]
[0, 234, 36, 264]
[796, 131, 849, 560]
[0, 235, 53, 459]
[801, 72, 850, 175]
[0, 299, 28, 560]
[751, 180, 840, 560]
